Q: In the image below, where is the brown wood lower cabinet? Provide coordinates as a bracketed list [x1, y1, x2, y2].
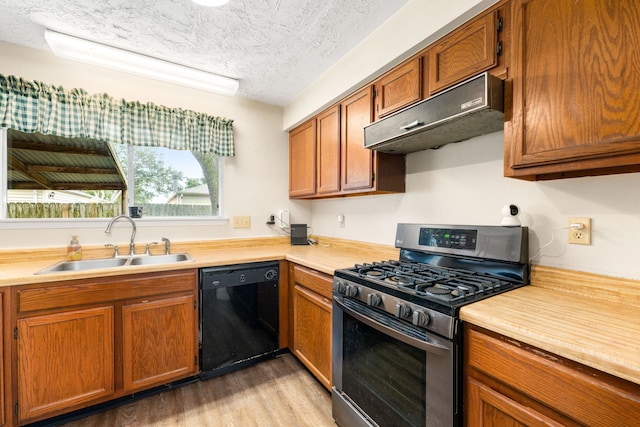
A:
[13, 270, 198, 425]
[465, 325, 640, 426]
[291, 265, 332, 390]
[122, 295, 196, 393]
[0, 292, 5, 427]
[17, 306, 115, 422]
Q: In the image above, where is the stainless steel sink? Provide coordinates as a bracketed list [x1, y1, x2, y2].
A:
[128, 253, 193, 266]
[35, 253, 193, 274]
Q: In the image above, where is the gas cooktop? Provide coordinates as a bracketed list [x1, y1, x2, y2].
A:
[333, 224, 529, 318]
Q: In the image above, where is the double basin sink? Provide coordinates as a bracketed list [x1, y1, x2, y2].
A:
[35, 253, 193, 275]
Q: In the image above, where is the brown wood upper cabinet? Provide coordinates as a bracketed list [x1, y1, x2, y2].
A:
[316, 105, 341, 195]
[373, 57, 422, 120]
[465, 325, 640, 426]
[289, 88, 405, 199]
[288, 119, 316, 197]
[505, 0, 640, 180]
[340, 87, 405, 195]
[428, 10, 500, 94]
[13, 270, 198, 425]
[341, 87, 376, 191]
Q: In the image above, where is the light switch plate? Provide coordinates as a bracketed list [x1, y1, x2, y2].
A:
[232, 216, 251, 228]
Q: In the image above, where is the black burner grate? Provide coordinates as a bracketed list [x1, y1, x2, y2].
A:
[353, 260, 513, 303]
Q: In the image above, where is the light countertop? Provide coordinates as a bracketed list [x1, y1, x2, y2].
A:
[0, 236, 399, 287]
[460, 265, 640, 387]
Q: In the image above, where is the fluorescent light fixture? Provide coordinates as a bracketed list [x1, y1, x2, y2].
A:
[44, 29, 239, 96]
[192, 0, 230, 6]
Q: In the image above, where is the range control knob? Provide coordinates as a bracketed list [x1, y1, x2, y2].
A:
[332, 280, 346, 294]
[412, 310, 431, 327]
[366, 293, 382, 307]
[264, 269, 278, 281]
[345, 284, 359, 297]
[395, 303, 412, 319]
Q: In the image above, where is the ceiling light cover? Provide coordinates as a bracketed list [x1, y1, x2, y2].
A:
[191, 0, 230, 6]
[44, 29, 239, 96]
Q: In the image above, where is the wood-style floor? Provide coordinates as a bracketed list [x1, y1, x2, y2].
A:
[57, 354, 336, 427]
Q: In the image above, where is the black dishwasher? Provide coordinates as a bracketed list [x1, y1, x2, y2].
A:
[199, 261, 281, 379]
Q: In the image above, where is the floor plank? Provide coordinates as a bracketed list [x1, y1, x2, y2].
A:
[57, 354, 335, 427]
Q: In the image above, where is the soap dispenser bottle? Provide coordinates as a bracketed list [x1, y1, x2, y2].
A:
[67, 235, 82, 261]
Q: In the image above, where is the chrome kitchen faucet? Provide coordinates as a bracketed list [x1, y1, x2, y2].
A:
[104, 215, 137, 255]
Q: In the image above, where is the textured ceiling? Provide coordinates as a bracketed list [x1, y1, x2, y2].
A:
[0, 0, 410, 106]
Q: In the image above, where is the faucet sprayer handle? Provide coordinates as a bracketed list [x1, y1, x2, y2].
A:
[161, 237, 171, 254]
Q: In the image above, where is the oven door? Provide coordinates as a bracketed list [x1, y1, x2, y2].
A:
[332, 295, 459, 427]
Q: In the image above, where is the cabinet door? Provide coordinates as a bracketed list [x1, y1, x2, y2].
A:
[466, 326, 640, 426]
[122, 295, 196, 392]
[466, 377, 563, 427]
[341, 86, 374, 191]
[374, 57, 421, 119]
[0, 293, 4, 427]
[316, 105, 341, 195]
[506, 0, 640, 179]
[17, 306, 114, 422]
[429, 11, 498, 94]
[289, 119, 316, 197]
[292, 285, 332, 390]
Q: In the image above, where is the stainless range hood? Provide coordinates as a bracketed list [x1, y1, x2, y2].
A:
[364, 72, 504, 154]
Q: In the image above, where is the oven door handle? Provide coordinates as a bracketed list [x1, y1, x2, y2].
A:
[334, 298, 450, 354]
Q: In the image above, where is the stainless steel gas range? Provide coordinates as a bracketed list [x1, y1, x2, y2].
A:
[331, 223, 529, 427]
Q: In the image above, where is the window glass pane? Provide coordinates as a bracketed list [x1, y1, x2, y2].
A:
[4, 129, 220, 219]
[119, 145, 220, 217]
[6, 130, 124, 219]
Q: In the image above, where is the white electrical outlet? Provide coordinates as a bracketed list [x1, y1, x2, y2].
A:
[337, 213, 345, 228]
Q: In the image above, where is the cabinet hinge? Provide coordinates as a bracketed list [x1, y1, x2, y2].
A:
[496, 40, 503, 56]
[194, 300, 197, 309]
[497, 16, 503, 32]
[14, 403, 18, 415]
[13, 326, 18, 339]
[194, 355, 198, 366]
[371, 172, 375, 183]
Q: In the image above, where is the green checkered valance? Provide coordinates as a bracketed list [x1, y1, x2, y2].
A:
[0, 74, 234, 156]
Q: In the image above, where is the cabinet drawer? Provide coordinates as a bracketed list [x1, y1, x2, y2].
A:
[293, 265, 332, 300]
[467, 327, 640, 426]
[18, 270, 197, 313]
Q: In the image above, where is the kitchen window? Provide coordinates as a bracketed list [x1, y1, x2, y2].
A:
[0, 74, 234, 223]
[0, 128, 222, 220]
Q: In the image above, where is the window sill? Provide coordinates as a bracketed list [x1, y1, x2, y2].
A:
[0, 217, 230, 230]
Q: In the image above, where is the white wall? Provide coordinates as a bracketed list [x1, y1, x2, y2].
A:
[310, 133, 640, 280]
[0, 41, 311, 249]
